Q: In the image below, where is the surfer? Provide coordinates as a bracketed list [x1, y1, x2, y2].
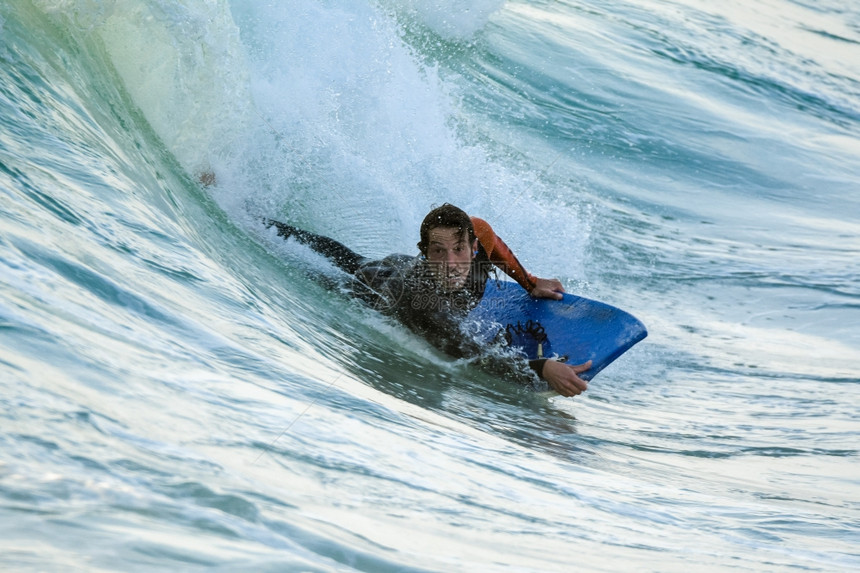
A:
[265, 203, 592, 397]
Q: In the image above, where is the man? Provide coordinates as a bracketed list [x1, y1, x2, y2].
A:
[266, 204, 591, 397]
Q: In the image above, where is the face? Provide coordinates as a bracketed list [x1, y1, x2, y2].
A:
[425, 227, 477, 291]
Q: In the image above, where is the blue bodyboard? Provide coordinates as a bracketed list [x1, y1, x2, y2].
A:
[467, 281, 647, 381]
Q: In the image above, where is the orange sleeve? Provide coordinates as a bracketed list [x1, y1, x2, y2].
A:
[471, 217, 538, 292]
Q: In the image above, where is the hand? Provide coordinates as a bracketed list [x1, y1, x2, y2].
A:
[531, 277, 565, 300]
[542, 360, 592, 397]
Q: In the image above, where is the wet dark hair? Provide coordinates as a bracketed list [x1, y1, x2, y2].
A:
[417, 203, 475, 255]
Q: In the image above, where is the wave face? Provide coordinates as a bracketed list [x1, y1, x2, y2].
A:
[2, 0, 859, 570]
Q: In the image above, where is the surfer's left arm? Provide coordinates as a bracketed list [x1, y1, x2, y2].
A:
[471, 217, 564, 300]
[539, 359, 592, 397]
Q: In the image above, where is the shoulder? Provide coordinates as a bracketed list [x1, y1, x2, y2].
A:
[357, 253, 416, 269]
[470, 217, 497, 253]
[470, 216, 493, 236]
[355, 254, 419, 284]
[470, 216, 497, 249]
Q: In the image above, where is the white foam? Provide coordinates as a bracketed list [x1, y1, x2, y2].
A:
[92, 0, 255, 175]
[45, 0, 583, 278]
[382, 0, 506, 40]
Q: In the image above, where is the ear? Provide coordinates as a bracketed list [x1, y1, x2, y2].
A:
[471, 238, 479, 259]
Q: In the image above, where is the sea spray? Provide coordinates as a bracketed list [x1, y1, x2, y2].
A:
[381, 0, 506, 40]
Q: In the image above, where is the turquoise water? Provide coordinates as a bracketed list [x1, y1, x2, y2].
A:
[1, 0, 858, 570]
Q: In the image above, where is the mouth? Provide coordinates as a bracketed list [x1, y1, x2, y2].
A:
[427, 262, 468, 289]
[442, 272, 466, 287]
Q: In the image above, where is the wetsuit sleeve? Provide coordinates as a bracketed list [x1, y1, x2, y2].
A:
[460, 335, 549, 390]
[471, 217, 538, 293]
[529, 358, 548, 379]
[439, 319, 549, 389]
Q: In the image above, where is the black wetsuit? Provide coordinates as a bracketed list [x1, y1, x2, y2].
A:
[265, 219, 547, 387]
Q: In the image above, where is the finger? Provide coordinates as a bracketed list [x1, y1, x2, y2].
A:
[567, 369, 588, 392]
[555, 378, 579, 397]
[562, 375, 584, 395]
[572, 360, 593, 373]
[537, 287, 563, 300]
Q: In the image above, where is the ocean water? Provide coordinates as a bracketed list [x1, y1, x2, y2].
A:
[1, 0, 858, 570]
